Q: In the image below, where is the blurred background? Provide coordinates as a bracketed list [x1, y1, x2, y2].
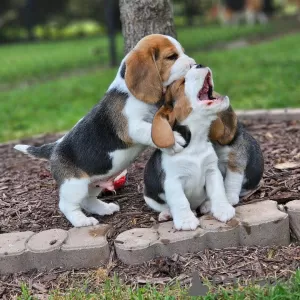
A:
[1, 0, 300, 142]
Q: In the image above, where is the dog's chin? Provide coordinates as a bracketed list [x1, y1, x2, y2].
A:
[196, 95, 229, 115]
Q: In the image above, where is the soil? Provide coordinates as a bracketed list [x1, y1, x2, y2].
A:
[1, 119, 300, 235]
[0, 119, 300, 298]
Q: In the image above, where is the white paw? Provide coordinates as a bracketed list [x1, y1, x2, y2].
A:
[72, 216, 99, 227]
[227, 194, 240, 205]
[173, 210, 200, 231]
[211, 202, 235, 223]
[102, 203, 120, 215]
[200, 200, 212, 214]
[158, 209, 172, 221]
[161, 132, 186, 155]
[174, 131, 186, 146]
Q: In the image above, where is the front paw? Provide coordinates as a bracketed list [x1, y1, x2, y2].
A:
[173, 210, 199, 231]
[162, 132, 186, 155]
[211, 202, 235, 223]
[226, 193, 240, 205]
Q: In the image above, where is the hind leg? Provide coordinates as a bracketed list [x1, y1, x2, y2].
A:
[81, 186, 119, 216]
[59, 178, 99, 227]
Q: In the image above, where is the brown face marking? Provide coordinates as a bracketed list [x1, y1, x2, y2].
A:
[209, 98, 237, 145]
[151, 78, 193, 148]
[166, 78, 192, 122]
[125, 34, 179, 104]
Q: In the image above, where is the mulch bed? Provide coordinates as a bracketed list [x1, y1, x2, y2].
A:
[1, 119, 300, 298]
[1, 119, 300, 235]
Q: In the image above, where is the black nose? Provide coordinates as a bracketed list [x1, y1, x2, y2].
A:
[196, 64, 205, 68]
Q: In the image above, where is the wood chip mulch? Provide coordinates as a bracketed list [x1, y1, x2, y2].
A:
[1, 119, 299, 235]
[0, 119, 300, 297]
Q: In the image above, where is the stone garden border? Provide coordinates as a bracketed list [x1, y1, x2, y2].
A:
[1, 109, 299, 274]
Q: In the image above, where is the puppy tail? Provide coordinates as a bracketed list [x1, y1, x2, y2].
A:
[14, 143, 55, 160]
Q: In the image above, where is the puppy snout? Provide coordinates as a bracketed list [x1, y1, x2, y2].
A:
[196, 64, 205, 69]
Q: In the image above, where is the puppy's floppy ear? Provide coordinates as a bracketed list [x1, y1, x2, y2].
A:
[125, 48, 162, 104]
[151, 89, 176, 148]
[209, 93, 237, 145]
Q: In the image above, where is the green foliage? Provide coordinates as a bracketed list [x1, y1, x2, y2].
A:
[1, 29, 300, 142]
[17, 270, 300, 300]
[0, 24, 274, 86]
[193, 33, 300, 109]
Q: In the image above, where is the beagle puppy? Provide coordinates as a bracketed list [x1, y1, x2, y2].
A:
[14, 34, 195, 228]
[143, 65, 235, 231]
[200, 102, 264, 213]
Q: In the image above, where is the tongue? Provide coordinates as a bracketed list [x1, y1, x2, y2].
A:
[199, 92, 209, 100]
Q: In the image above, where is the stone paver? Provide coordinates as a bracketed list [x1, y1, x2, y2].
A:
[61, 224, 111, 269]
[115, 200, 290, 265]
[27, 229, 68, 271]
[236, 200, 289, 246]
[0, 231, 34, 274]
[285, 200, 300, 240]
[0, 200, 294, 273]
[0, 226, 110, 275]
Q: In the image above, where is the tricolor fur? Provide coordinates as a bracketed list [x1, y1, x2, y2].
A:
[144, 65, 235, 231]
[14, 34, 195, 227]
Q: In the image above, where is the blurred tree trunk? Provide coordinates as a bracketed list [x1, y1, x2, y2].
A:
[25, 0, 35, 41]
[104, 0, 117, 67]
[119, 0, 176, 54]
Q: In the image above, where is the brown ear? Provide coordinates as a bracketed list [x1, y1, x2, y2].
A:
[151, 104, 176, 148]
[209, 103, 237, 145]
[174, 96, 193, 122]
[125, 49, 162, 104]
[170, 78, 192, 122]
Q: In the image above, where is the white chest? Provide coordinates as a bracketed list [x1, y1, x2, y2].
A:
[162, 142, 218, 209]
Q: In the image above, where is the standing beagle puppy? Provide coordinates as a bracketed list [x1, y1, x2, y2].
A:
[143, 65, 235, 231]
[14, 34, 196, 228]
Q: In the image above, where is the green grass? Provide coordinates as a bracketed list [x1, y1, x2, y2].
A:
[193, 33, 300, 109]
[1, 32, 300, 142]
[17, 271, 300, 299]
[0, 24, 274, 86]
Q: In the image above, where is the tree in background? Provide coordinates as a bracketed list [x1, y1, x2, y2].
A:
[119, 0, 176, 54]
[104, 0, 118, 67]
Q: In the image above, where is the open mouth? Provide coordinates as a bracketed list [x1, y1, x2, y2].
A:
[197, 72, 216, 102]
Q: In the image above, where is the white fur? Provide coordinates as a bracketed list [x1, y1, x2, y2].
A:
[59, 178, 119, 227]
[145, 66, 235, 230]
[224, 170, 245, 205]
[14, 144, 29, 154]
[213, 145, 247, 205]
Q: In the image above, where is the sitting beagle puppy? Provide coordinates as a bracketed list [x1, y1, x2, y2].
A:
[143, 65, 235, 231]
[14, 34, 195, 228]
[200, 102, 264, 213]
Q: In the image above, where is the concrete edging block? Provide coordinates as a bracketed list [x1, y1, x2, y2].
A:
[115, 200, 290, 265]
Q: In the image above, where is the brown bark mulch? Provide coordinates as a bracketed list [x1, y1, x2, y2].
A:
[1, 119, 300, 235]
[0, 119, 300, 298]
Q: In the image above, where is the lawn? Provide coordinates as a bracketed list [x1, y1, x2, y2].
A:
[18, 271, 300, 299]
[0, 24, 274, 86]
[1, 30, 300, 142]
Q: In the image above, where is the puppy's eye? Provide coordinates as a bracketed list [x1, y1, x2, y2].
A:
[166, 53, 178, 60]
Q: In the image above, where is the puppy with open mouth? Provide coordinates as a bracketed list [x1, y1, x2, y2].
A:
[143, 64, 235, 231]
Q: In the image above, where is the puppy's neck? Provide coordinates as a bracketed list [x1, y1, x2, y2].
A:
[182, 113, 217, 144]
